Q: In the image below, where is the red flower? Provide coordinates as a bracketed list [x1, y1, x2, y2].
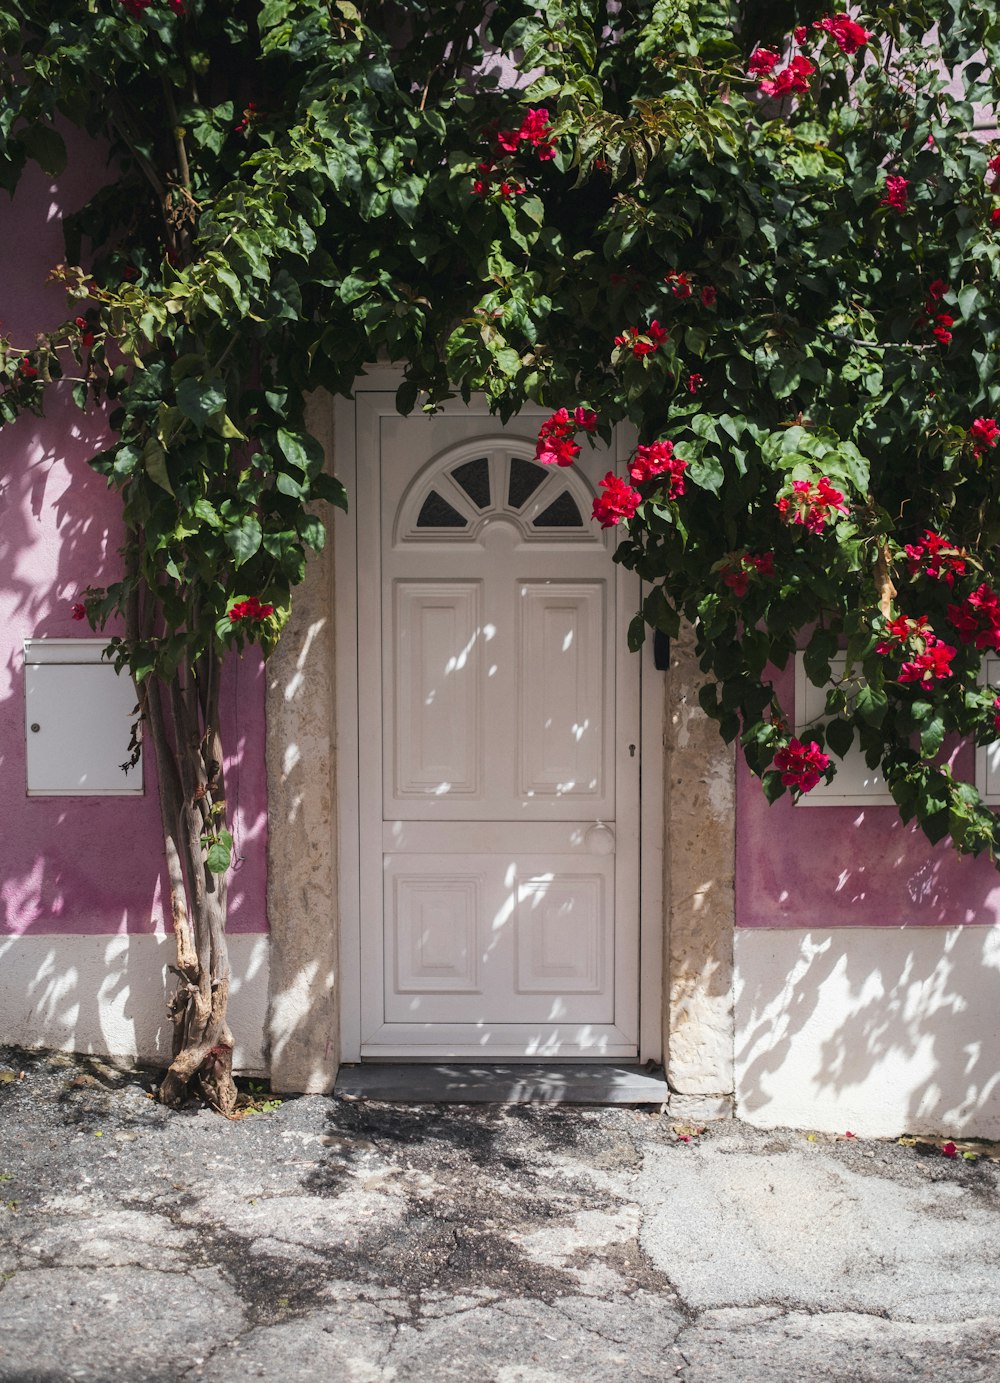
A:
[496, 108, 555, 161]
[228, 596, 275, 624]
[664, 271, 692, 299]
[776, 477, 848, 533]
[899, 641, 956, 684]
[992, 208, 1000, 227]
[17, 357, 38, 379]
[793, 25, 808, 44]
[759, 56, 815, 98]
[168, 0, 184, 12]
[535, 407, 598, 467]
[927, 279, 949, 302]
[720, 552, 774, 597]
[748, 48, 780, 76]
[970, 417, 1000, 456]
[881, 175, 909, 212]
[941, 1141, 958, 1158]
[70, 602, 86, 621]
[773, 738, 830, 793]
[993, 695, 1000, 735]
[118, 0, 151, 14]
[234, 102, 258, 135]
[905, 531, 966, 587]
[875, 613, 933, 655]
[813, 14, 874, 55]
[628, 440, 687, 497]
[614, 321, 668, 357]
[74, 315, 96, 349]
[687, 372, 705, 394]
[989, 154, 1000, 176]
[700, 284, 716, 308]
[592, 473, 642, 528]
[948, 583, 1000, 650]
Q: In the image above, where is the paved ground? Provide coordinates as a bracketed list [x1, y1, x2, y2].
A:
[2, 1048, 1000, 1381]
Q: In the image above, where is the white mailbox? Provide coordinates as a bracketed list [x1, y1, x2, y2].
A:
[795, 652, 892, 806]
[24, 639, 144, 796]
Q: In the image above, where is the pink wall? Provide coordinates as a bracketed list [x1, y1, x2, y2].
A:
[736, 661, 1000, 928]
[0, 146, 268, 937]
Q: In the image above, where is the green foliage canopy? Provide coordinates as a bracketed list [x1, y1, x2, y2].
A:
[3, 0, 1000, 859]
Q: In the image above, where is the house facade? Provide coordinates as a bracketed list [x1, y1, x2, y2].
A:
[5, 158, 1000, 1139]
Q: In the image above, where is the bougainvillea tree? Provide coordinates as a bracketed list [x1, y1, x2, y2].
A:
[2, 0, 999, 1107]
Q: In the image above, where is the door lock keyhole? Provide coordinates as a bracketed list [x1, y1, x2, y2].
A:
[629, 743, 636, 757]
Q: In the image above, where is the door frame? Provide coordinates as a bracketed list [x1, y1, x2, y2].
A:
[334, 368, 664, 1064]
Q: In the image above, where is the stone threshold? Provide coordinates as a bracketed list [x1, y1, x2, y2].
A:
[334, 1062, 670, 1105]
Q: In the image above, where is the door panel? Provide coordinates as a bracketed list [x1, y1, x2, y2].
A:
[356, 397, 640, 1058]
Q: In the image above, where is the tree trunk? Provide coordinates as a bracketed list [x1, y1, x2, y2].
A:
[137, 619, 238, 1114]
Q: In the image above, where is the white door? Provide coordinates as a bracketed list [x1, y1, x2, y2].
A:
[354, 394, 640, 1059]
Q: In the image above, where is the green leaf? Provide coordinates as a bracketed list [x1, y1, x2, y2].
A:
[204, 829, 233, 875]
[142, 439, 174, 495]
[627, 613, 646, 652]
[176, 378, 227, 432]
[224, 517, 263, 567]
[21, 125, 67, 176]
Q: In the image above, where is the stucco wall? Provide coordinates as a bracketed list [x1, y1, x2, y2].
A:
[0, 146, 269, 1063]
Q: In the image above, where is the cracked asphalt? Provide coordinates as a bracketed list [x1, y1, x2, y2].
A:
[2, 1048, 1000, 1381]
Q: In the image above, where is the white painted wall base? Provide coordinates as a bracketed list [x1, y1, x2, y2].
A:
[0, 932, 269, 1074]
[735, 927, 1000, 1138]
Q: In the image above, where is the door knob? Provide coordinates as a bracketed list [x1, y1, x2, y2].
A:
[585, 821, 615, 855]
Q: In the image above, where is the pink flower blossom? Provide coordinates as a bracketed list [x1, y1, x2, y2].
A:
[664, 271, 692, 298]
[881, 175, 909, 212]
[700, 284, 716, 308]
[793, 25, 808, 44]
[875, 613, 933, 655]
[992, 208, 1000, 227]
[773, 738, 830, 792]
[70, 602, 86, 621]
[687, 372, 705, 394]
[592, 473, 642, 528]
[941, 1141, 958, 1158]
[628, 440, 687, 497]
[813, 14, 874, 55]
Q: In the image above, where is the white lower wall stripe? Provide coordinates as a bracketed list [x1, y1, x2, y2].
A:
[735, 926, 1000, 1138]
[0, 932, 269, 1074]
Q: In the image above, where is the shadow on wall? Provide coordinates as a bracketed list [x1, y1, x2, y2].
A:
[735, 922, 1000, 1138]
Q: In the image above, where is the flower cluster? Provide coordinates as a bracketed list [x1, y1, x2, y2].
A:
[74, 316, 95, 350]
[613, 320, 668, 357]
[16, 357, 38, 380]
[948, 584, 1000, 651]
[720, 551, 775, 597]
[905, 530, 966, 586]
[749, 50, 816, 99]
[876, 613, 956, 683]
[592, 474, 641, 529]
[663, 271, 716, 308]
[234, 102, 259, 136]
[881, 175, 909, 213]
[916, 279, 955, 345]
[776, 477, 849, 533]
[628, 439, 687, 497]
[969, 417, 1000, 456]
[228, 596, 275, 624]
[70, 602, 87, 621]
[773, 738, 830, 793]
[473, 108, 555, 197]
[813, 14, 874, 55]
[535, 406, 598, 468]
[497, 108, 556, 161]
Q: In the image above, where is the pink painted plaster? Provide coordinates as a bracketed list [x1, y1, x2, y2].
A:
[736, 661, 1000, 928]
[0, 144, 267, 937]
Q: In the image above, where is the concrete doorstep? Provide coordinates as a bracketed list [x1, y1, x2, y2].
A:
[1, 1046, 999, 1382]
